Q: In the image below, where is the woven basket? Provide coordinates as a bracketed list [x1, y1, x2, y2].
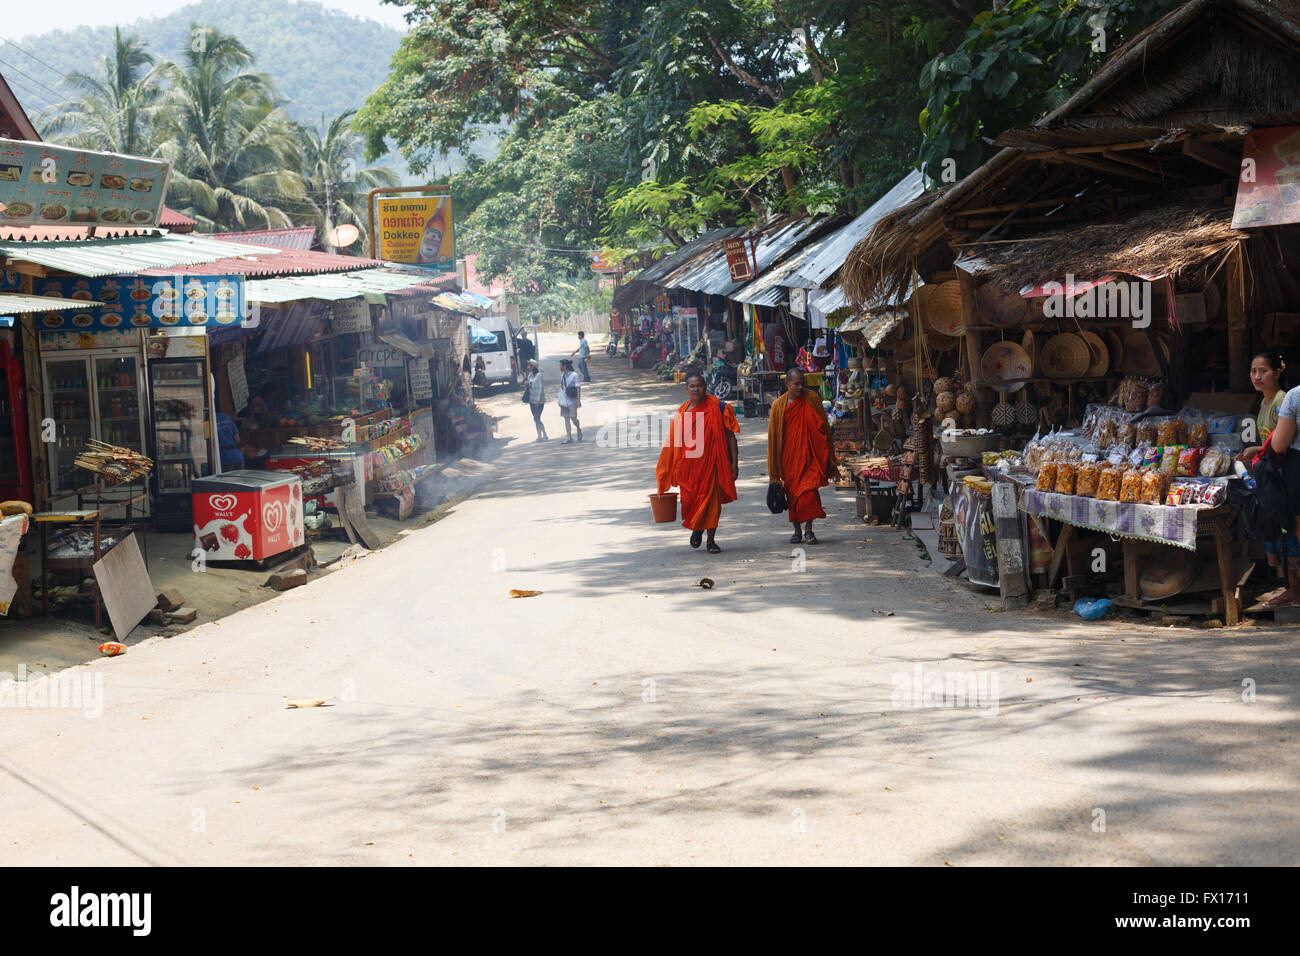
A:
[1078, 330, 1110, 378]
[1040, 333, 1091, 379]
[913, 280, 965, 338]
[976, 282, 1029, 329]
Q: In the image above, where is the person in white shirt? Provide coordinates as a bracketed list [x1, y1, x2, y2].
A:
[524, 359, 547, 442]
[557, 358, 583, 443]
[570, 330, 592, 382]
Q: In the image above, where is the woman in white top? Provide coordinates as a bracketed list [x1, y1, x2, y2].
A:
[524, 359, 547, 442]
[557, 358, 583, 443]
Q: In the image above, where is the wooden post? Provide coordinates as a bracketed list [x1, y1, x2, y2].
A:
[1227, 243, 1248, 392]
[1047, 523, 1074, 589]
[956, 267, 984, 424]
[1212, 515, 1241, 626]
[1123, 538, 1139, 600]
[992, 482, 1028, 608]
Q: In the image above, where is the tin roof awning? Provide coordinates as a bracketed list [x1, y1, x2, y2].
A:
[0, 293, 104, 313]
[0, 233, 284, 278]
[244, 267, 450, 304]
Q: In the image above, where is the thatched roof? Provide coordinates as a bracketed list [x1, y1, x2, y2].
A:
[840, 0, 1300, 310]
[954, 203, 1246, 291]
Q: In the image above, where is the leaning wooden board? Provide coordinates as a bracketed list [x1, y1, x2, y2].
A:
[92, 533, 156, 641]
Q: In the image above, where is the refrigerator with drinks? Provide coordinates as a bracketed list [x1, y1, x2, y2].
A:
[148, 346, 215, 530]
[41, 348, 147, 499]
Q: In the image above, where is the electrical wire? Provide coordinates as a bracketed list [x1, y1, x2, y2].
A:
[0, 67, 61, 112]
[0, 34, 73, 85]
[0, 54, 65, 107]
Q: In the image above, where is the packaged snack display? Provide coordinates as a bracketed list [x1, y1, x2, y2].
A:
[1156, 418, 1187, 446]
[1077, 462, 1101, 498]
[1167, 481, 1228, 506]
[1055, 462, 1078, 495]
[1036, 462, 1058, 491]
[1137, 423, 1158, 445]
[1177, 446, 1205, 477]
[1140, 469, 1168, 504]
[1188, 422, 1208, 447]
[1119, 470, 1143, 503]
[1024, 436, 1044, 473]
[1096, 420, 1116, 449]
[1200, 447, 1232, 477]
[1146, 382, 1165, 407]
[1160, 445, 1183, 478]
[1115, 422, 1136, 446]
[1097, 467, 1122, 500]
[1139, 444, 1161, 469]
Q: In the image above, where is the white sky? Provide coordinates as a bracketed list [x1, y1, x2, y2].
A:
[7, 0, 410, 41]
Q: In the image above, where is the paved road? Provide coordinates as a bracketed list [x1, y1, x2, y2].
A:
[2, 333, 1297, 865]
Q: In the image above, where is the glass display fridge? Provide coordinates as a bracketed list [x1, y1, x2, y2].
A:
[148, 347, 215, 531]
[41, 348, 147, 498]
[0, 339, 32, 504]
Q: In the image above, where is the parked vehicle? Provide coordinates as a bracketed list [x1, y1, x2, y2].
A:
[708, 355, 738, 400]
[469, 316, 520, 388]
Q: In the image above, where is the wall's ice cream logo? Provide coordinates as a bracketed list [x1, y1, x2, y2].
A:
[208, 494, 237, 514]
[262, 500, 284, 533]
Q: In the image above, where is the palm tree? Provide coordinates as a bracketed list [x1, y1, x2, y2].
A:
[153, 26, 306, 231]
[45, 28, 163, 155]
[294, 111, 400, 252]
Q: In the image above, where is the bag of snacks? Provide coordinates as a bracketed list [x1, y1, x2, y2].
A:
[1140, 469, 1168, 504]
[1136, 422, 1158, 445]
[1188, 422, 1208, 447]
[1177, 446, 1205, 477]
[1055, 461, 1078, 495]
[1076, 462, 1101, 498]
[1097, 466, 1122, 501]
[1139, 444, 1161, 469]
[1125, 380, 1149, 413]
[1160, 445, 1183, 478]
[1096, 419, 1116, 449]
[1115, 422, 1136, 446]
[1146, 381, 1165, 408]
[1156, 418, 1184, 446]
[1119, 469, 1143, 503]
[1200, 447, 1232, 477]
[1036, 462, 1058, 491]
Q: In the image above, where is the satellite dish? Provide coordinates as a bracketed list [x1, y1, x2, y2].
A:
[329, 223, 360, 248]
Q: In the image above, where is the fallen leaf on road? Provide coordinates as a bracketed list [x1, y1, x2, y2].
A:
[871, 609, 894, 616]
[697, 578, 714, 589]
[509, 589, 543, 598]
[284, 697, 330, 709]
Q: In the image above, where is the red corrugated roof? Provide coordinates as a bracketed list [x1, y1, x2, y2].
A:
[217, 226, 316, 250]
[160, 206, 196, 229]
[0, 224, 164, 241]
[139, 244, 382, 277]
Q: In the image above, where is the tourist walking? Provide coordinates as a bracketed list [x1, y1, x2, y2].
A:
[524, 359, 548, 442]
[767, 368, 836, 544]
[655, 372, 740, 553]
[558, 358, 583, 443]
[571, 330, 592, 382]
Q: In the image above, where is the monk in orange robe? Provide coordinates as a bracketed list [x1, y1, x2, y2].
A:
[767, 368, 836, 544]
[656, 372, 740, 553]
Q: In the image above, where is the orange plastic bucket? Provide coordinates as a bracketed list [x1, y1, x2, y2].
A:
[649, 492, 678, 523]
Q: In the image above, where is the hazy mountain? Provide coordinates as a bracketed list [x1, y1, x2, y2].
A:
[0, 0, 496, 179]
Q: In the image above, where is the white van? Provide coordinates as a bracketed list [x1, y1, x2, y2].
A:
[469, 316, 519, 388]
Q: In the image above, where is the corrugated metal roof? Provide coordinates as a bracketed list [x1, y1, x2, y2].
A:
[141, 246, 379, 278]
[217, 226, 318, 250]
[786, 171, 927, 290]
[244, 267, 449, 304]
[731, 223, 846, 306]
[0, 225, 164, 241]
[634, 228, 745, 286]
[0, 233, 283, 277]
[0, 293, 104, 312]
[663, 218, 825, 296]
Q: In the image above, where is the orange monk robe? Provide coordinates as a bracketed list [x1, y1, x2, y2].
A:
[656, 395, 740, 531]
[767, 391, 837, 523]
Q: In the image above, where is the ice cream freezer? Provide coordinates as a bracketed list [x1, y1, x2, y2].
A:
[192, 470, 304, 562]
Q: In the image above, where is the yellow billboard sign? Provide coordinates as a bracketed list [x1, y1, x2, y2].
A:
[376, 195, 454, 271]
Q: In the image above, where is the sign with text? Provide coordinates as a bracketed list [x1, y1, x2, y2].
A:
[330, 297, 371, 334]
[356, 344, 407, 368]
[0, 138, 170, 228]
[1233, 126, 1300, 228]
[31, 274, 244, 332]
[724, 237, 754, 282]
[376, 195, 454, 271]
[407, 358, 432, 400]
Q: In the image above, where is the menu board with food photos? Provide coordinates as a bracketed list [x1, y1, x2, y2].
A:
[0, 139, 171, 228]
[30, 274, 245, 332]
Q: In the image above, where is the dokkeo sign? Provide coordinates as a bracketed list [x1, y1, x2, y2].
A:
[376, 195, 454, 272]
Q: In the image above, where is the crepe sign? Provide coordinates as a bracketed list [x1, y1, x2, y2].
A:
[30, 275, 245, 332]
[724, 238, 754, 282]
[375, 195, 454, 271]
[1233, 126, 1300, 229]
[0, 139, 170, 228]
